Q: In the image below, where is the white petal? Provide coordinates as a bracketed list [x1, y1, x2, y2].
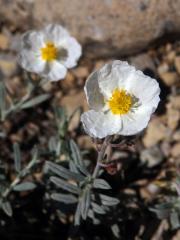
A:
[81, 110, 122, 139]
[21, 30, 45, 51]
[18, 49, 45, 73]
[98, 60, 136, 99]
[59, 37, 82, 68]
[125, 69, 160, 105]
[119, 105, 157, 136]
[42, 61, 67, 81]
[43, 24, 70, 45]
[84, 70, 105, 110]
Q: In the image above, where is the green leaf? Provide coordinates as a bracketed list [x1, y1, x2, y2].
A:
[21, 94, 50, 109]
[91, 202, 106, 214]
[100, 194, 120, 206]
[170, 212, 180, 229]
[88, 209, 100, 225]
[111, 224, 120, 238]
[51, 193, 77, 204]
[81, 188, 91, 220]
[0, 82, 6, 113]
[70, 140, 89, 176]
[46, 161, 84, 182]
[13, 142, 21, 172]
[13, 182, 36, 191]
[2, 201, 13, 217]
[74, 202, 81, 226]
[93, 179, 111, 189]
[50, 176, 80, 195]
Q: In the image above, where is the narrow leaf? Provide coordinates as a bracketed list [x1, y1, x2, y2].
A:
[81, 188, 91, 220]
[70, 140, 83, 166]
[51, 193, 77, 204]
[91, 202, 106, 214]
[111, 224, 120, 238]
[13, 142, 21, 172]
[170, 212, 180, 229]
[46, 161, 84, 182]
[21, 94, 50, 109]
[70, 140, 90, 176]
[50, 176, 80, 195]
[2, 201, 12, 217]
[74, 202, 81, 226]
[100, 194, 120, 206]
[93, 179, 111, 189]
[0, 82, 6, 113]
[13, 182, 36, 191]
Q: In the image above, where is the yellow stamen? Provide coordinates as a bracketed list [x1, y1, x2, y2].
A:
[41, 42, 58, 61]
[108, 88, 132, 115]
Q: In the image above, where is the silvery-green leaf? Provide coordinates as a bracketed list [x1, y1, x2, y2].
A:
[48, 137, 58, 152]
[13, 182, 36, 191]
[50, 176, 80, 195]
[170, 212, 180, 229]
[2, 201, 12, 217]
[74, 202, 81, 226]
[111, 224, 120, 238]
[88, 209, 100, 225]
[21, 94, 50, 109]
[70, 140, 90, 176]
[46, 161, 84, 182]
[150, 207, 171, 219]
[91, 202, 106, 214]
[13, 142, 21, 172]
[51, 193, 77, 204]
[81, 188, 91, 220]
[100, 194, 120, 206]
[0, 82, 6, 113]
[93, 179, 111, 189]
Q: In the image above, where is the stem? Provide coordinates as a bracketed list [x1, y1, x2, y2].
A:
[92, 136, 112, 179]
[2, 151, 38, 199]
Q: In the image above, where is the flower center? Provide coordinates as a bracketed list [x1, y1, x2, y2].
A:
[41, 42, 58, 61]
[108, 88, 132, 115]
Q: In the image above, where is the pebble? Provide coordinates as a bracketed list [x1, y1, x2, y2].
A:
[0, 34, 9, 50]
[143, 118, 169, 147]
[171, 143, 180, 158]
[140, 146, 163, 167]
[0, 58, 17, 77]
[167, 107, 180, 130]
[159, 72, 178, 86]
[175, 56, 180, 75]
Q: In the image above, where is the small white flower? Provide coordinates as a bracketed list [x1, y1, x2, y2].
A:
[18, 24, 82, 81]
[81, 60, 160, 139]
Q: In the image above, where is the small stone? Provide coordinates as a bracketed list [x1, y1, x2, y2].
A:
[167, 107, 180, 130]
[171, 143, 180, 158]
[60, 91, 88, 131]
[157, 62, 169, 75]
[130, 53, 155, 71]
[77, 136, 93, 149]
[175, 56, 180, 75]
[0, 34, 9, 50]
[173, 130, 180, 141]
[166, 51, 176, 64]
[160, 72, 178, 86]
[143, 118, 168, 147]
[72, 66, 89, 79]
[0, 59, 17, 77]
[170, 96, 180, 109]
[140, 146, 163, 167]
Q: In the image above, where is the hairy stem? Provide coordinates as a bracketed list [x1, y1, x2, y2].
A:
[92, 136, 112, 179]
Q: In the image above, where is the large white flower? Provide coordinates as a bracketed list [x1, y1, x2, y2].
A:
[18, 24, 82, 81]
[81, 60, 160, 139]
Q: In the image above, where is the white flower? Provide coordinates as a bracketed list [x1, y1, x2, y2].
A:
[81, 60, 160, 139]
[18, 24, 82, 81]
